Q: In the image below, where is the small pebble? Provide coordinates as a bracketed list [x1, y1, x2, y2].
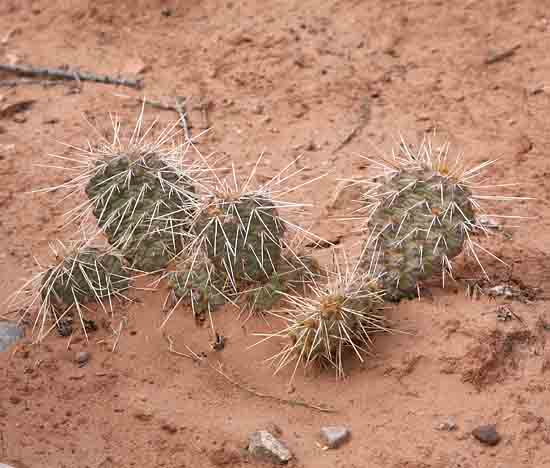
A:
[0, 321, 24, 352]
[248, 430, 292, 464]
[319, 426, 351, 449]
[76, 351, 90, 365]
[472, 424, 501, 446]
[436, 416, 458, 431]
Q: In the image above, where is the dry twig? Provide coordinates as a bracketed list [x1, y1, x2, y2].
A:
[0, 63, 142, 89]
[0, 79, 67, 88]
[333, 98, 371, 152]
[163, 334, 336, 413]
[175, 95, 192, 141]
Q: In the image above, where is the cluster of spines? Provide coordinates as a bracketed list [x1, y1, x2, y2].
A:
[252, 250, 389, 381]
[12, 116, 531, 381]
[353, 135, 530, 301]
[163, 158, 326, 325]
[9, 238, 131, 341]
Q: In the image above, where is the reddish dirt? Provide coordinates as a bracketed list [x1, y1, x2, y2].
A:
[2, 1, 550, 467]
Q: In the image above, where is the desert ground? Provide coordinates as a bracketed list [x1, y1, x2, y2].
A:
[1, 0, 550, 467]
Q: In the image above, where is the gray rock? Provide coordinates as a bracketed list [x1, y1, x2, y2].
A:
[319, 426, 351, 449]
[76, 351, 91, 365]
[0, 321, 24, 352]
[472, 424, 501, 446]
[436, 416, 458, 431]
[0, 463, 17, 468]
[248, 430, 293, 464]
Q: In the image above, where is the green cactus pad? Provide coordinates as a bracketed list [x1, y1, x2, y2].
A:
[194, 195, 286, 286]
[41, 248, 130, 310]
[85, 153, 196, 272]
[167, 260, 228, 317]
[363, 166, 475, 301]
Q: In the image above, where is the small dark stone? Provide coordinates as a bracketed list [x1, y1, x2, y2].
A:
[472, 424, 501, 446]
[75, 351, 90, 366]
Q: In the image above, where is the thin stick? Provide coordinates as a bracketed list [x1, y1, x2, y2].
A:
[0, 63, 142, 89]
[208, 362, 337, 413]
[485, 44, 521, 65]
[175, 96, 191, 141]
[165, 333, 200, 361]
[0, 79, 67, 87]
[164, 334, 336, 413]
[111, 319, 124, 352]
[113, 93, 180, 112]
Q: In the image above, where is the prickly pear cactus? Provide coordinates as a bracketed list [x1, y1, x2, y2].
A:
[41, 247, 130, 309]
[362, 148, 476, 301]
[85, 153, 196, 272]
[258, 254, 387, 380]
[194, 196, 286, 286]
[167, 258, 228, 317]
[245, 248, 322, 311]
[287, 284, 384, 371]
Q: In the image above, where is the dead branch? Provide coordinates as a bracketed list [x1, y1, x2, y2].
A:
[175, 96, 192, 141]
[163, 334, 336, 413]
[0, 63, 142, 89]
[0, 79, 67, 87]
[333, 98, 371, 153]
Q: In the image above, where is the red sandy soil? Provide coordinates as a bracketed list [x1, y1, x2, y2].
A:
[1, 1, 550, 467]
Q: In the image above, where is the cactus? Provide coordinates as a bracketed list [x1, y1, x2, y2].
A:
[85, 151, 198, 272]
[46, 111, 206, 273]
[10, 239, 131, 342]
[194, 195, 285, 285]
[358, 136, 526, 301]
[243, 244, 322, 313]
[254, 251, 388, 381]
[166, 256, 229, 322]
[41, 245, 130, 307]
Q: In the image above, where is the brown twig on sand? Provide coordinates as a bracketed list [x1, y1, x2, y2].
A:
[175, 96, 192, 141]
[0, 79, 67, 88]
[333, 98, 371, 153]
[164, 333, 201, 361]
[209, 362, 337, 413]
[0, 63, 142, 89]
[114, 93, 181, 111]
[163, 334, 336, 413]
[114, 93, 196, 136]
[485, 44, 521, 65]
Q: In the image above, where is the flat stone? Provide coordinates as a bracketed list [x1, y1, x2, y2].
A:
[0, 321, 24, 352]
[320, 426, 351, 449]
[248, 430, 293, 464]
[0, 463, 17, 468]
[472, 424, 501, 446]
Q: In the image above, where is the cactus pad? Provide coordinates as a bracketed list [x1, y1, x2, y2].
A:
[85, 152, 197, 272]
[360, 141, 478, 300]
[194, 194, 286, 286]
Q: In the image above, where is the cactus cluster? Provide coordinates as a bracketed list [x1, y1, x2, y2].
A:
[12, 239, 131, 340]
[84, 151, 197, 272]
[255, 252, 387, 380]
[163, 166, 321, 320]
[11, 110, 527, 380]
[356, 137, 523, 302]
